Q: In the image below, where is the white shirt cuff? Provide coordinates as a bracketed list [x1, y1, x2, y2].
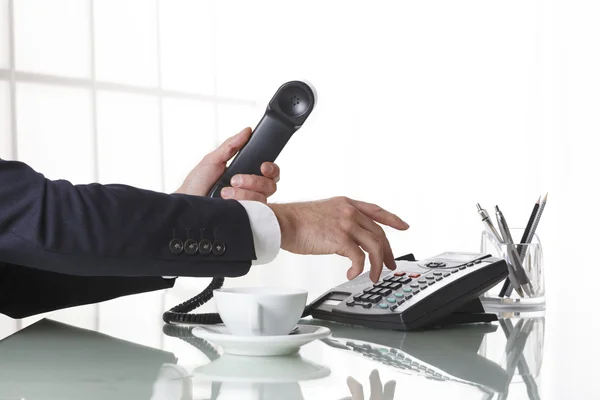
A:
[238, 200, 281, 265]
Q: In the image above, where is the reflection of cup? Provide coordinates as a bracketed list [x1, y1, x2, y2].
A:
[481, 316, 545, 400]
[194, 353, 330, 400]
[214, 287, 307, 336]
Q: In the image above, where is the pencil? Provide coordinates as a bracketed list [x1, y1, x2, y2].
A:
[498, 196, 540, 296]
[502, 193, 548, 297]
[524, 193, 548, 245]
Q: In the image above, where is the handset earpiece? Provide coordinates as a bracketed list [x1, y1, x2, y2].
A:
[208, 80, 317, 198]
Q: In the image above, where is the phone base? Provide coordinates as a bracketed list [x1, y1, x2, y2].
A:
[429, 298, 497, 328]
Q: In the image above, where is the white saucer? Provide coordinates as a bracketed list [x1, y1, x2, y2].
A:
[191, 324, 331, 356]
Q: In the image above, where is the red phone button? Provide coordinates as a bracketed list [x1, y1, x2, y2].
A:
[409, 273, 421, 278]
[394, 272, 406, 276]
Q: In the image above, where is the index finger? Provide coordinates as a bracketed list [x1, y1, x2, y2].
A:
[203, 127, 252, 164]
[350, 200, 409, 231]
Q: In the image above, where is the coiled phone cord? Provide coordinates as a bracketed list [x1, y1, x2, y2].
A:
[162, 277, 224, 325]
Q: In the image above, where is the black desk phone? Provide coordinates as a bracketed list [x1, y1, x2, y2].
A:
[308, 252, 508, 331]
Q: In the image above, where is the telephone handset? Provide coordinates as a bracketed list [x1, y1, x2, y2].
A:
[162, 81, 316, 325]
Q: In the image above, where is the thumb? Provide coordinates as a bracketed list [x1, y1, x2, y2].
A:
[204, 127, 252, 164]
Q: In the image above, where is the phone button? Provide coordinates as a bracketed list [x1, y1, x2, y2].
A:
[378, 303, 389, 309]
[394, 292, 404, 298]
[346, 301, 355, 306]
[379, 288, 392, 296]
[451, 269, 459, 273]
[459, 266, 467, 270]
[394, 272, 406, 277]
[368, 294, 383, 303]
[402, 287, 412, 293]
[362, 303, 372, 309]
[386, 297, 396, 303]
[409, 273, 421, 278]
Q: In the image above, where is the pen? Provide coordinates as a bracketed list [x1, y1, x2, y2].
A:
[499, 196, 540, 296]
[476, 204, 503, 243]
[495, 205, 532, 297]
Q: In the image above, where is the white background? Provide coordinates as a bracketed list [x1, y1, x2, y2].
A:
[1, 0, 598, 398]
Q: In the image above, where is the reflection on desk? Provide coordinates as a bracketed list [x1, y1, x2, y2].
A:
[0, 315, 545, 400]
[0, 319, 177, 400]
[302, 316, 544, 400]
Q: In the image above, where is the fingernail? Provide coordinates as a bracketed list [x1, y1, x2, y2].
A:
[262, 163, 274, 174]
[230, 175, 242, 187]
[221, 187, 234, 198]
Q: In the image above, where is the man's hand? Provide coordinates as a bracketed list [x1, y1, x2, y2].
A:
[270, 197, 409, 282]
[175, 127, 280, 202]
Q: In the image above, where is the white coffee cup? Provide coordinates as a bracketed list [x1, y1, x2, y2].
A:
[213, 287, 308, 337]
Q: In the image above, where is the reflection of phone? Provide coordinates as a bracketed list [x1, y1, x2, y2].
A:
[307, 318, 509, 394]
[308, 252, 508, 331]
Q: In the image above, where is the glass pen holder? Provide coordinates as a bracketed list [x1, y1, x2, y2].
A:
[480, 228, 545, 310]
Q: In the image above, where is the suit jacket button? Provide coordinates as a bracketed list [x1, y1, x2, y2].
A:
[184, 239, 199, 254]
[169, 238, 184, 254]
[212, 240, 226, 256]
[198, 239, 212, 255]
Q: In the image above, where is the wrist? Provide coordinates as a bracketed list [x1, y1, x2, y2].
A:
[268, 203, 295, 251]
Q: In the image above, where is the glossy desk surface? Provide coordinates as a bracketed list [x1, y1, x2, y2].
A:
[0, 306, 552, 400]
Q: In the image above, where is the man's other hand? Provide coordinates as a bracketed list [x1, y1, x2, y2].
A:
[175, 127, 280, 203]
[270, 197, 410, 283]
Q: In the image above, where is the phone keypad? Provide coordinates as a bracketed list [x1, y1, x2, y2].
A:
[345, 261, 472, 313]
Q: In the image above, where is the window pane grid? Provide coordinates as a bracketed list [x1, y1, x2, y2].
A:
[0, 0, 255, 100]
[0, 0, 257, 329]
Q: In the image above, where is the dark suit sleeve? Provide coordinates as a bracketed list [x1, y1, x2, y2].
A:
[0, 262, 176, 319]
[0, 159, 257, 278]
